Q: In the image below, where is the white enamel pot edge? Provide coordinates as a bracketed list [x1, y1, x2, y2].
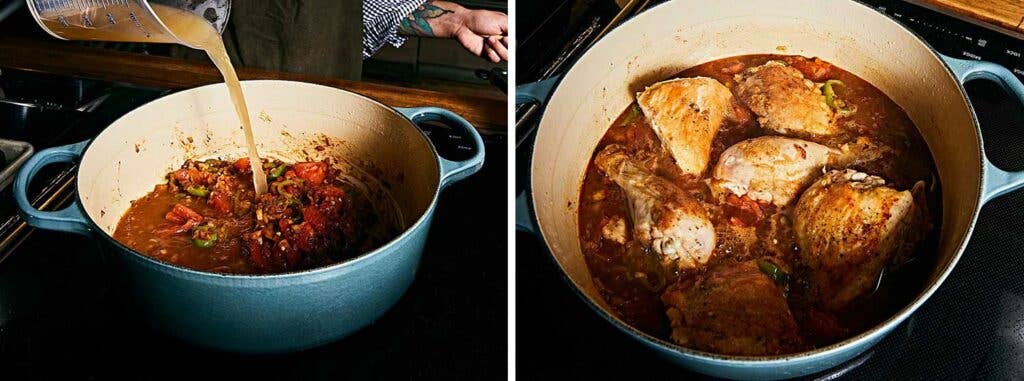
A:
[13, 80, 485, 352]
[521, 0, 1024, 379]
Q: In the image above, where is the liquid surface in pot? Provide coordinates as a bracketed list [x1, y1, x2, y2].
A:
[113, 158, 400, 274]
[577, 55, 941, 355]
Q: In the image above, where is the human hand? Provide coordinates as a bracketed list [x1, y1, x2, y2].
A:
[398, 1, 508, 62]
[452, 8, 508, 62]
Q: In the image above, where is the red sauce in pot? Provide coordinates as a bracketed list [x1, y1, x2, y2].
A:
[113, 158, 400, 274]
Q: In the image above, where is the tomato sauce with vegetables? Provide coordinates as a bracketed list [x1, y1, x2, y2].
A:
[114, 157, 399, 274]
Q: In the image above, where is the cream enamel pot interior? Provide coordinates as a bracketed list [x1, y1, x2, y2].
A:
[13, 80, 485, 353]
[517, 0, 1024, 379]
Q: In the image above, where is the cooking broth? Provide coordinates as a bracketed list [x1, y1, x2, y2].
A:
[45, 4, 269, 194]
[154, 4, 269, 195]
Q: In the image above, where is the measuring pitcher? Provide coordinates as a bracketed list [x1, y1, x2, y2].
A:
[26, 0, 230, 48]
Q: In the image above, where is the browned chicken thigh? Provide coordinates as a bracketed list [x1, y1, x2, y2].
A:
[710, 136, 840, 207]
[792, 169, 925, 311]
[595, 144, 715, 270]
[636, 77, 735, 176]
[735, 61, 837, 136]
[661, 259, 803, 355]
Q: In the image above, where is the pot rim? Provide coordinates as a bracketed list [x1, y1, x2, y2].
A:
[531, 0, 986, 364]
[77, 79, 446, 280]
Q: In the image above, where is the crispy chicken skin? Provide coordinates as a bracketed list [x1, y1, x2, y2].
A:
[792, 169, 925, 311]
[595, 144, 715, 269]
[636, 77, 735, 176]
[710, 136, 840, 207]
[735, 61, 837, 136]
[661, 260, 803, 356]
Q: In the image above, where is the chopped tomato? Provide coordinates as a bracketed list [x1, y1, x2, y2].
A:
[208, 176, 237, 214]
[723, 194, 764, 226]
[291, 222, 318, 254]
[233, 157, 251, 174]
[160, 203, 203, 234]
[165, 203, 202, 224]
[785, 57, 832, 82]
[301, 205, 328, 230]
[209, 192, 231, 214]
[245, 230, 272, 270]
[292, 162, 327, 185]
[172, 168, 213, 188]
[311, 185, 346, 201]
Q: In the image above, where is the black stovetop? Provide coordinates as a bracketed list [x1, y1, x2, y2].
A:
[0, 71, 507, 379]
[517, 1, 1024, 379]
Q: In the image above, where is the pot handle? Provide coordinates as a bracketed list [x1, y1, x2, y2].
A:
[942, 55, 1024, 202]
[515, 190, 539, 234]
[13, 140, 92, 236]
[515, 124, 539, 235]
[515, 76, 561, 106]
[397, 107, 486, 189]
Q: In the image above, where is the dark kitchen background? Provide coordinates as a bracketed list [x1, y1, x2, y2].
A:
[0, 0, 507, 379]
[517, 0, 1024, 379]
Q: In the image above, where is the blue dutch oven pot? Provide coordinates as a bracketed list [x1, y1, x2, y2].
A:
[14, 80, 484, 353]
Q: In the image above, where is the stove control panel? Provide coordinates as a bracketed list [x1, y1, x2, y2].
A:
[861, 0, 1024, 82]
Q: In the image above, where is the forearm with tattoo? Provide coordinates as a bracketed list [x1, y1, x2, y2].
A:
[393, 0, 507, 62]
[399, 1, 454, 37]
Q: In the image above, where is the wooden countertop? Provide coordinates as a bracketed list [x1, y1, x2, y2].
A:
[915, 0, 1024, 33]
[0, 37, 506, 133]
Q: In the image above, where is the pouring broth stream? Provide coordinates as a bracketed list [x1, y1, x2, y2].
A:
[43, 4, 269, 194]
